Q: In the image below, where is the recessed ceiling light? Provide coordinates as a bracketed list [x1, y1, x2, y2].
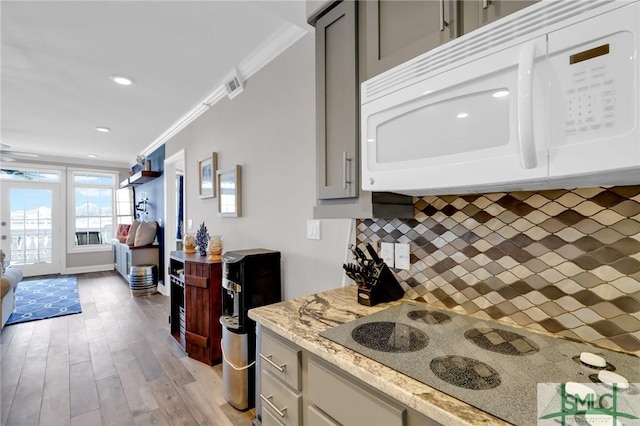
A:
[88, 154, 97, 158]
[110, 75, 133, 86]
[95, 127, 111, 133]
[492, 90, 509, 98]
[457, 113, 469, 119]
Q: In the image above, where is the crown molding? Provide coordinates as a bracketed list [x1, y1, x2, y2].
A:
[141, 22, 307, 159]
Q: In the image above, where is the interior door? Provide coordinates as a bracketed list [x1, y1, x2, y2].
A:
[1, 180, 62, 277]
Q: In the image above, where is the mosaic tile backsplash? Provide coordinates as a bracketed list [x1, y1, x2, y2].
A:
[356, 186, 640, 356]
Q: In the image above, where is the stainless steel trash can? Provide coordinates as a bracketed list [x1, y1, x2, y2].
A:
[221, 325, 252, 410]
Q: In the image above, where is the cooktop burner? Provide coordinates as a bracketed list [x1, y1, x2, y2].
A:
[351, 322, 429, 353]
[464, 327, 540, 356]
[430, 356, 501, 390]
[319, 302, 640, 426]
[407, 309, 451, 324]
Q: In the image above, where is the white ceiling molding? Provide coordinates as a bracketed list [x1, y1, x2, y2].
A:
[141, 22, 307, 160]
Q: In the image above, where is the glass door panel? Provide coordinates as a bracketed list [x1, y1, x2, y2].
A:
[1, 183, 60, 276]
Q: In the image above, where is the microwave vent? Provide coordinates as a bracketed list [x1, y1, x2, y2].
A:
[362, 0, 621, 103]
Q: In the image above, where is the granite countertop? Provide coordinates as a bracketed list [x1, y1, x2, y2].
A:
[248, 285, 508, 426]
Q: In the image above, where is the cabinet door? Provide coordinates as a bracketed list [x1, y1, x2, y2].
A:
[461, 0, 538, 35]
[479, 0, 538, 27]
[362, 0, 458, 80]
[316, 0, 358, 200]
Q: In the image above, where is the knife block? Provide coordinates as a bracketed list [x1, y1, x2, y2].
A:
[357, 264, 404, 306]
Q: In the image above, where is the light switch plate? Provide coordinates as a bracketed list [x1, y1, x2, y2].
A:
[307, 220, 320, 240]
[395, 243, 410, 270]
[381, 242, 395, 267]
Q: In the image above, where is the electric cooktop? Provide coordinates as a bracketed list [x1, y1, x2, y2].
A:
[320, 302, 640, 425]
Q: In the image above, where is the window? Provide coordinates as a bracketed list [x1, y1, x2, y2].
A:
[116, 188, 134, 226]
[69, 171, 117, 250]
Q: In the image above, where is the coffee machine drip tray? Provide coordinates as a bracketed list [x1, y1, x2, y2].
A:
[220, 315, 241, 330]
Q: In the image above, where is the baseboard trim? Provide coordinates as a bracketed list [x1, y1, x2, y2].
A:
[64, 264, 115, 275]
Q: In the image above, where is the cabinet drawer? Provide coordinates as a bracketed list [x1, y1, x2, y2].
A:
[307, 357, 404, 426]
[261, 370, 301, 426]
[184, 274, 208, 288]
[262, 404, 285, 426]
[308, 404, 341, 426]
[260, 331, 301, 390]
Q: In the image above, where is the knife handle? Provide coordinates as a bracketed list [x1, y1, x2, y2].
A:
[365, 243, 382, 263]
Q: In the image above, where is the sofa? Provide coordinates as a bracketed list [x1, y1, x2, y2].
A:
[1, 267, 23, 329]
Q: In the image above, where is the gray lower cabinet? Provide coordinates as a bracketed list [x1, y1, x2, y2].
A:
[113, 242, 159, 282]
[259, 330, 302, 426]
[258, 328, 437, 426]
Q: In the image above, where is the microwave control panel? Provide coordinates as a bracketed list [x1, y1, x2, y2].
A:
[551, 31, 634, 142]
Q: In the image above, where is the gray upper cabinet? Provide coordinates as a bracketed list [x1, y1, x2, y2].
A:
[361, 0, 458, 80]
[315, 1, 359, 200]
[460, 0, 539, 36]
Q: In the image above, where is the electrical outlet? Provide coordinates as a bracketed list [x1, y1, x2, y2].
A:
[381, 242, 395, 267]
[395, 243, 410, 270]
[187, 219, 193, 230]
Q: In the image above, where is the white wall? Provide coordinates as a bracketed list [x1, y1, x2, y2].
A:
[165, 34, 351, 300]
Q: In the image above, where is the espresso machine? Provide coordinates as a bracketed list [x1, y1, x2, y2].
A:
[220, 249, 281, 410]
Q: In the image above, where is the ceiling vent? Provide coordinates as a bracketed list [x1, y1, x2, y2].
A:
[224, 68, 244, 99]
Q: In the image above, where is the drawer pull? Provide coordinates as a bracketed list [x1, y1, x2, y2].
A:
[260, 394, 287, 418]
[259, 353, 286, 372]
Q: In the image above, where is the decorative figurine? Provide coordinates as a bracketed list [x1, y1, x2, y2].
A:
[184, 234, 196, 253]
[208, 236, 223, 261]
[195, 222, 210, 257]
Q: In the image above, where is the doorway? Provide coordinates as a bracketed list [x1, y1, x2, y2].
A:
[162, 149, 185, 296]
[1, 173, 62, 277]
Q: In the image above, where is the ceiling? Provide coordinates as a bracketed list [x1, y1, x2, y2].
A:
[1, 1, 310, 168]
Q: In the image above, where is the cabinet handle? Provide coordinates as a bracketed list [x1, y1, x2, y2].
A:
[482, 0, 491, 9]
[259, 353, 286, 372]
[260, 394, 287, 418]
[439, 0, 449, 31]
[342, 151, 352, 189]
[517, 42, 537, 169]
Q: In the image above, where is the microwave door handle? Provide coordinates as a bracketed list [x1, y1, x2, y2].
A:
[517, 42, 537, 169]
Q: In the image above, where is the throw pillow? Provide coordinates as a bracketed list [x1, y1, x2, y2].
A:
[126, 220, 141, 246]
[116, 224, 131, 243]
[134, 221, 157, 247]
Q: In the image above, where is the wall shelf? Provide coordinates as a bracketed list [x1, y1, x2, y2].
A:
[120, 170, 161, 188]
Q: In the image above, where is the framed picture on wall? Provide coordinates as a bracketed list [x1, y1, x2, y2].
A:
[198, 153, 217, 199]
[216, 165, 242, 217]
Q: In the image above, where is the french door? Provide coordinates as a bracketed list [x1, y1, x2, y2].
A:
[1, 180, 62, 277]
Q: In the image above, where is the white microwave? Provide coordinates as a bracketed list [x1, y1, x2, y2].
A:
[361, 0, 639, 196]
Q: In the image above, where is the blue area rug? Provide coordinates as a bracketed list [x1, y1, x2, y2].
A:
[6, 276, 82, 326]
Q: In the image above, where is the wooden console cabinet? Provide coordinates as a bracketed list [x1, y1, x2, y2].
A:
[169, 251, 222, 365]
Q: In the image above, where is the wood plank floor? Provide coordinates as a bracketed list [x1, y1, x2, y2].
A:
[1, 271, 255, 426]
